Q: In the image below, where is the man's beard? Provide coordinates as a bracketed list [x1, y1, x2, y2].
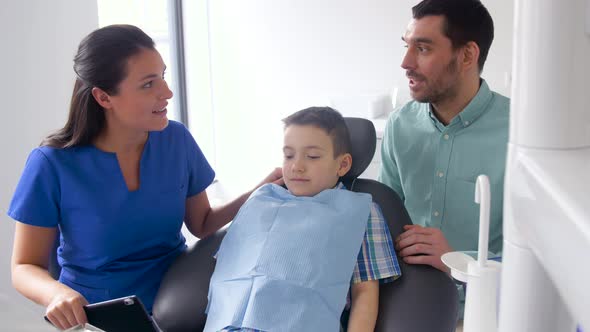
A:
[410, 57, 460, 104]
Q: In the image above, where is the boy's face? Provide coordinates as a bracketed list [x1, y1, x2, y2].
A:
[283, 124, 351, 197]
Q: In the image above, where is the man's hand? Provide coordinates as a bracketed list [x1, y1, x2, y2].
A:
[395, 224, 452, 272]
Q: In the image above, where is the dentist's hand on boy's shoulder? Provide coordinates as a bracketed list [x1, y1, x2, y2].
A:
[255, 167, 284, 189]
[395, 224, 452, 273]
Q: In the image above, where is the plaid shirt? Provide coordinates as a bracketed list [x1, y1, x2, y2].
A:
[219, 184, 401, 332]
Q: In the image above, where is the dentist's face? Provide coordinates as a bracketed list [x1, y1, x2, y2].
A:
[401, 15, 461, 104]
[102, 48, 174, 133]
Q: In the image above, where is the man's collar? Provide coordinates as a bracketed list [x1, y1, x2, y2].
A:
[427, 79, 493, 129]
[456, 79, 493, 128]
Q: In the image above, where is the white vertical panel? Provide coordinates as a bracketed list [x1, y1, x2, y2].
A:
[510, 0, 590, 149]
[0, 1, 98, 330]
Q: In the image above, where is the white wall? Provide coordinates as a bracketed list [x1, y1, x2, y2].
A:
[0, 1, 98, 330]
[200, 0, 513, 195]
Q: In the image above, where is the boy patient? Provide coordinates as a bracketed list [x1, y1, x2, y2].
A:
[204, 107, 401, 332]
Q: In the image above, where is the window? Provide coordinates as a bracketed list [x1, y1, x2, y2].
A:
[97, 0, 217, 172]
[97, 0, 183, 124]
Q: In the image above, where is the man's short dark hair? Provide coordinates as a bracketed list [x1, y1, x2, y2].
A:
[412, 0, 494, 72]
[282, 106, 352, 158]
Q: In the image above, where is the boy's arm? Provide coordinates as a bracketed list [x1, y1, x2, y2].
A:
[347, 280, 379, 332]
[346, 201, 401, 331]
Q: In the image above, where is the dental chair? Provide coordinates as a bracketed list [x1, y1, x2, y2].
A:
[152, 117, 459, 332]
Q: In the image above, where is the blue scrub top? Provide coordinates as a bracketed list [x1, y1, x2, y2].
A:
[8, 121, 215, 312]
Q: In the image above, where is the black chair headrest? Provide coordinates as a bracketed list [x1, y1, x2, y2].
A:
[342, 117, 376, 180]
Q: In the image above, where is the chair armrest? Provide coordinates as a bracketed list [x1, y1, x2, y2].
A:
[348, 179, 459, 332]
[376, 263, 459, 332]
[152, 230, 226, 332]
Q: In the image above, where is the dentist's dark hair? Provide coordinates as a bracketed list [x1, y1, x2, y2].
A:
[412, 0, 494, 73]
[42, 24, 155, 148]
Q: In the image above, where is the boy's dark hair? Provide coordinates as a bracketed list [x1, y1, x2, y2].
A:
[282, 107, 352, 158]
[412, 0, 494, 73]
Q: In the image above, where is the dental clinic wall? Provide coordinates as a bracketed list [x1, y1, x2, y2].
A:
[196, 0, 513, 196]
[0, 1, 98, 331]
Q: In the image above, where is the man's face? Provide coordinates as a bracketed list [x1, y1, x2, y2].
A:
[282, 125, 350, 197]
[401, 15, 462, 104]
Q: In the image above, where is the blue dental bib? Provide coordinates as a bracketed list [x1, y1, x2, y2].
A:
[204, 183, 372, 332]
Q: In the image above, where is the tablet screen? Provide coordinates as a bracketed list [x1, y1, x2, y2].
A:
[84, 296, 159, 332]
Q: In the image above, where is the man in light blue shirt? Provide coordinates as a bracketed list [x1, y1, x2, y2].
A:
[379, 0, 508, 274]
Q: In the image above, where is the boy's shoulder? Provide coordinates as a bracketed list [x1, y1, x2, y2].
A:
[250, 183, 373, 207]
[334, 184, 386, 221]
[334, 182, 377, 202]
